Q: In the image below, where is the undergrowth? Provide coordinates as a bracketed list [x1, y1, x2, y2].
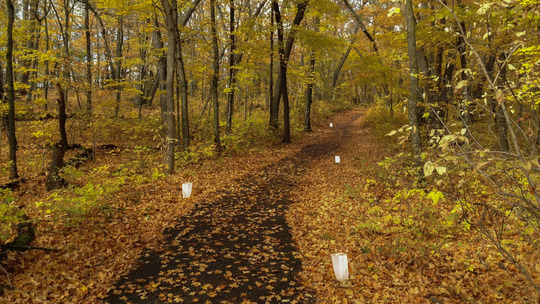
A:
[361, 101, 540, 299]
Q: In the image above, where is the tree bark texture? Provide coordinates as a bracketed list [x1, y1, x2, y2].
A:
[85, 0, 92, 114]
[268, 5, 274, 110]
[114, 16, 123, 118]
[226, 0, 236, 135]
[405, 0, 423, 170]
[304, 48, 316, 132]
[162, 0, 178, 174]
[304, 18, 319, 132]
[210, 0, 221, 151]
[177, 42, 190, 149]
[56, 83, 68, 149]
[269, 0, 308, 141]
[6, 0, 19, 179]
[456, 15, 471, 139]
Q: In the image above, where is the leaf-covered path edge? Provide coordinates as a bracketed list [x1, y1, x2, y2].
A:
[106, 109, 363, 304]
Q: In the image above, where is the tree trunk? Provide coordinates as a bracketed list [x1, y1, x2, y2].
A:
[45, 143, 66, 191]
[304, 48, 316, 132]
[304, 19, 319, 132]
[0, 62, 4, 101]
[43, 0, 50, 110]
[62, 1, 71, 107]
[271, 1, 285, 134]
[161, 0, 178, 174]
[89, 5, 115, 83]
[46, 82, 69, 190]
[268, 5, 274, 110]
[456, 10, 470, 139]
[25, 0, 40, 102]
[270, 0, 308, 140]
[18, 0, 36, 94]
[341, 0, 378, 52]
[114, 16, 123, 118]
[6, 0, 19, 179]
[85, 0, 92, 114]
[210, 0, 221, 151]
[176, 36, 190, 149]
[135, 29, 150, 111]
[173, 0, 201, 149]
[405, 0, 423, 171]
[496, 52, 510, 153]
[147, 17, 167, 109]
[331, 21, 360, 91]
[225, 0, 236, 135]
[56, 83, 68, 148]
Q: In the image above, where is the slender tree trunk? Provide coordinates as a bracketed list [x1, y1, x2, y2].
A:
[405, 0, 423, 171]
[176, 37, 190, 149]
[304, 19, 319, 132]
[174, 0, 201, 149]
[96, 24, 101, 87]
[134, 28, 147, 110]
[210, 0, 221, 151]
[496, 52, 510, 153]
[85, 0, 92, 114]
[271, 2, 285, 133]
[269, 2, 284, 131]
[456, 13, 470, 139]
[331, 21, 360, 91]
[56, 83, 68, 149]
[244, 82, 248, 121]
[282, 70, 291, 143]
[270, 0, 307, 139]
[18, 0, 35, 94]
[146, 17, 167, 109]
[6, 0, 19, 179]
[225, 0, 236, 135]
[90, 5, 115, 83]
[26, 0, 41, 102]
[63, 0, 71, 102]
[43, 0, 50, 110]
[268, 5, 274, 110]
[114, 16, 123, 117]
[304, 48, 316, 132]
[162, 0, 178, 174]
[0, 62, 4, 101]
[341, 0, 378, 52]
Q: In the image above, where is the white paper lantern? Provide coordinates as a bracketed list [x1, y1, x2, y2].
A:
[330, 123, 333, 127]
[182, 182, 193, 199]
[335, 156, 341, 163]
[331, 253, 349, 281]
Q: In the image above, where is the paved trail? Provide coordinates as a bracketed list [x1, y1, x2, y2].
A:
[107, 110, 362, 304]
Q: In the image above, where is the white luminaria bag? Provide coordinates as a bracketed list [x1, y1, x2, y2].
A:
[182, 182, 193, 199]
[331, 253, 349, 281]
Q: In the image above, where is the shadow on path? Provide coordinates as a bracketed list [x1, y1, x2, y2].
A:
[106, 111, 360, 303]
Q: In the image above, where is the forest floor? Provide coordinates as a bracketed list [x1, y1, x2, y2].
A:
[2, 107, 537, 303]
[105, 109, 367, 304]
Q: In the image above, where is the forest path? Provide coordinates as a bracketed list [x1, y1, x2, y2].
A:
[106, 109, 365, 304]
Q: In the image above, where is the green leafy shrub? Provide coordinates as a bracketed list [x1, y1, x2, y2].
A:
[365, 99, 408, 140]
[0, 188, 24, 242]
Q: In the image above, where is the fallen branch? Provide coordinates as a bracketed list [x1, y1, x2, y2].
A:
[0, 178, 28, 190]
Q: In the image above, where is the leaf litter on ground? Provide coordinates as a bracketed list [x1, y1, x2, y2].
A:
[1, 107, 538, 303]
